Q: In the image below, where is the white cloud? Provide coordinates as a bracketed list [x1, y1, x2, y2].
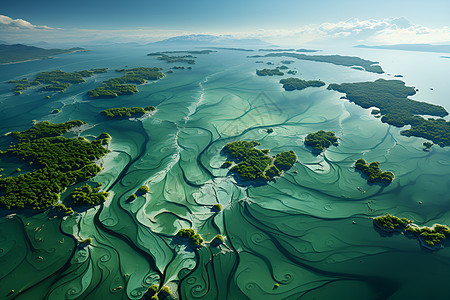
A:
[0, 15, 55, 30]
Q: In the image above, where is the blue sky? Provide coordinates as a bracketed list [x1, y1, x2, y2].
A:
[1, 0, 450, 45]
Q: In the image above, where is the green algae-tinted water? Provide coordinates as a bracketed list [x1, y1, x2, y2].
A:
[0, 46, 449, 300]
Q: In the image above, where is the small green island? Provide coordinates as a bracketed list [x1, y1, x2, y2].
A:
[8, 68, 108, 95]
[249, 52, 384, 73]
[100, 106, 156, 120]
[280, 77, 325, 91]
[256, 68, 284, 76]
[328, 79, 450, 146]
[88, 67, 165, 99]
[177, 228, 204, 247]
[355, 159, 394, 184]
[221, 141, 296, 181]
[374, 214, 450, 250]
[149, 53, 196, 64]
[0, 121, 110, 211]
[304, 130, 338, 152]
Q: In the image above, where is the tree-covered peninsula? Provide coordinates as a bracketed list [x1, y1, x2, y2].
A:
[249, 52, 384, 73]
[256, 68, 284, 76]
[8, 69, 108, 95]
[0, 121, 110, 210]
[88, 67, 165, 99]
[304, 130, 338, 152]
[280, 77, 325, 91]
[221, 141, 296, 181]
[100, 106, 155, 120]
[328, 79, 450, 146]
[374, 215, 450, 250]
[355, 159, 394, 184]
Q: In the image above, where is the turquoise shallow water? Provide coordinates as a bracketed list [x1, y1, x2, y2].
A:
[0, 46, 449, 299]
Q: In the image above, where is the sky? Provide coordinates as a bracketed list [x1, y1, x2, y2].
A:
[1, 0, 450, 46]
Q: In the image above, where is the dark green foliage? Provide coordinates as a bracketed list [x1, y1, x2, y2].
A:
[250, 52, 384, 73]
[278, 65, 289, 70]
[287, 70, 297, 75]
[374, 214, 413, 231]
[406, 224, 450, 247]
[177, 228, 204, 247]
[145, 106, 156, 111]
[328, 79, 450, 146]
[11, 120, 85, 142]
[128, 194, 137, 201]
[274, 150, 297, 170]
[222, 141, 295, 181]
[71, 183, 109, 206]
[374, 214, 450, 249]
[0, 122, 109, 210]
[423, 142, 433, 150]
[36, 70, 85, 84]
[51, 109, 60, 114]
[266, 128, 274, 134]
[305, 130, 338, 152]
[211, 234, 224, 244]
[172, 66, 185, 69]
[157, 54, 196, 64]
[256, 68, 284, 76]
[212, 204, 222, 211]
[88, 67, 165, 99]
[54, 203, 74, 215]
[8, 69, 105, 94]
[101, 107, 147, 119]
[137, 185, 149, 196]
[280, 77, 325, 91]
[355, 159, 394, 184]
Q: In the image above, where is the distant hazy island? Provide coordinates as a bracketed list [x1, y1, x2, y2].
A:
[0, 121, 110, 211]
[304, 130, 338, 152]
[221, 141, 296, 182]
[374, 214, 450, 250]
[328, 79, 450, 146]
[100, 106, 155, 119]
[280, 78, 325, 91]
[256, 68, 284, 76]
[88, 67, 165, 98]
[8, 68, 107, 95]
[355, 159, 394, 184]
[147, 50, 215, 55]
[0, 44, 88, 64]
[249, 52, 384, 74]
[356, 44, 450, 54]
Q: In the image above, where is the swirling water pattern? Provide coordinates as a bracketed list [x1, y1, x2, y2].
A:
[0, 47, 449, 299]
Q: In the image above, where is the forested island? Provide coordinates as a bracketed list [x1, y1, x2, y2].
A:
[88, 67, 165, 98]
[256, 68, 284, 76]
[328, 79, 450, 146]
[249, 52, 384, 73]
[147, 50, 215, 55]
[221, 141, 296, 181]
[0, 44, 88, 64]
[304, 130, 338, 152]
[148, 53, 196, 64]
[355, 159, 394, 184]
[8, 68, 107, 95]
[0, 121, 110, 211]
[374, 215, 450, 250]
[280, 78, 325, 91]
[100, 106, 155, 119]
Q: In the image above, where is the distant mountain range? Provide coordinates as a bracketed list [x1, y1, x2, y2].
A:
[355, 44, 450, 53]
[0, 44, 88, 64]
[152, 34, 270, 47]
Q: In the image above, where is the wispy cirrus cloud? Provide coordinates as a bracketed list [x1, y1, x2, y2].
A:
[0, 15, 56, 31]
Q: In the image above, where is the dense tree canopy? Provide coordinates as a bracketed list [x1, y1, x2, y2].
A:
[328, 79, 450, 146]
[355, 159, 394, 184]
[280, 77, 325, 91]
[304, 130, 338, 152]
